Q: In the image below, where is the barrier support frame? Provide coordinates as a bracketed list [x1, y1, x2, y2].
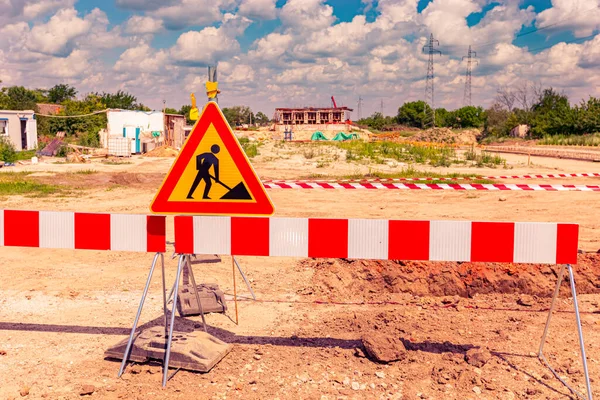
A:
[538, 264, 593, 400]
[117, 253, 193, 387]
[118, 253, 168, 377]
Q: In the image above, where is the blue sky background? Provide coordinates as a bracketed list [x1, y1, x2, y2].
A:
[1, 0, 599, 115]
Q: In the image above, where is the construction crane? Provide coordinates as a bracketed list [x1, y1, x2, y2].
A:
[331, 96, 337, 108]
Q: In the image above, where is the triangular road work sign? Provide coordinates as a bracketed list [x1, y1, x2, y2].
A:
[150, 102, 274, 216]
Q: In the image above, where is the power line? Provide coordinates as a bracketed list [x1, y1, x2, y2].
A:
[462, 46, 478, 107]
[423, 33, 441, 128]
[527, 33, 596, 53]
[475, 5, 600, 49]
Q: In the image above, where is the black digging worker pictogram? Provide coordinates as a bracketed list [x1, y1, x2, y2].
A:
[186, 144, 252, 200]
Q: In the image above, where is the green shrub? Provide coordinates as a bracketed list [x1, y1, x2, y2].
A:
[0, 137, 17, 163]
[78, 131, 100, 148]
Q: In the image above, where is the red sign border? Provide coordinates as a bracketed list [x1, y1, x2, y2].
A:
[150, 102, 275, 216]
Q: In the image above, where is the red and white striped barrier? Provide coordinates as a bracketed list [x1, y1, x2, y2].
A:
[264, 173, 600, 182]
[262, 182, 600, 191]
[174, 216, 578, 264]
[0, 210, 166, 252]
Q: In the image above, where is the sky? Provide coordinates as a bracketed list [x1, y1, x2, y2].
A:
[1, 0, 599, 118]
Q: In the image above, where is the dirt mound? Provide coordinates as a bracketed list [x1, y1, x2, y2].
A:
[300, 254, 600, 301]
[412, 128, 481, 145]
[143, 146, 179, 157]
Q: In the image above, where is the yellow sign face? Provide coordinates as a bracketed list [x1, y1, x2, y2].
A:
[150, 102, 274, 216]
[168, 123, 255, 202]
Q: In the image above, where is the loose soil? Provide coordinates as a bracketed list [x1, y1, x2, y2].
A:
[1, 140, 599, 399]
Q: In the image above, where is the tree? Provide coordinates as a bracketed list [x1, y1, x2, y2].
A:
[435, 108, 450, 127]
[222, 106, 253, 126]
[495, 86, 516, 111]
[255, 111, 270, 125]
[164, 107, 180, 114]
[95, 90, 148, 110]
[44, 93, 107, 146]
[515, 81, 542, 112]
[484, 103, 511, 137]
[530, 88, 574, 137]
[2, 86, 39, 110]
[452, 106, 485, 128]
[574, 96, 600, 134]
[396, 101, 430, 127]
[48, 84, 77, 104]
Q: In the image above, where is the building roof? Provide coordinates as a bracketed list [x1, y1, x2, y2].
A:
[0, 110, 36, 115]
[36, 103, 64, 115]
[275, 107, 353, 112]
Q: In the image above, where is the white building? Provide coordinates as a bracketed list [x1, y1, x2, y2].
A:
[105, 110, 165, 154]
[0, 110, 37, 151]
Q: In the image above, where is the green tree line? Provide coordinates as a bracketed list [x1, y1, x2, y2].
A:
[358, 87, 600, 138]
[1, 82, 272, 148]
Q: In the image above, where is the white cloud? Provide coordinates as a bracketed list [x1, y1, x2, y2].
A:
[23, 0, 76, 19]
[42, 49, 92, 78]
[169, 13, 250, 66]
[0, 0, 75, 25]
[292, 15, 373, 58]
[124, 15, 164, 34]
[238, 0, 277, 20]
[2, 0, 600, 115]
[25, 8, 91, 57]
[170, 28, 240, 66]
[373, 0, 419, 29]
[114, 43, 168, 74]
[148, 0, 237, 30]
[536, 0, 600, 38]
[219, 62, 256, 83]
[471, 3, 535, 51]
[578, 34, 600, 68]
[115, 0, 174, 11]
[280, 0, 335, 31]
[420, 0, 480, 48]
[82, 8, 128, 51]
[486, 43, 532, 66]
[248, 33, 294, 61]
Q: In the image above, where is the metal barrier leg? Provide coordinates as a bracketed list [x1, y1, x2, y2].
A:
[234, 256, 256, 300]
[118, 253, 160, 377]
[160, 253, 168, 337]
[162, 254, 185, 387]
[567, 264, 593, 400]
[538, 264, 593, 400]
[186, 254, 208, 332]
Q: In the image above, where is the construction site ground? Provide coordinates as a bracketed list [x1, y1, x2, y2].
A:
[1, 141, 599, 399]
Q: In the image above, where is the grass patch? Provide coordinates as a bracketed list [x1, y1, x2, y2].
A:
[73, 169, 97, 175]
[538, 133, 600, 146]
[105, 184, 123, 191]
[303, 167, 495, 184]
[0, 181, 63, 197]
[238, 137, 260, 158]
[335, 140, 458, 167]
[0, 171, 34, 177]
[15, 150, 37, 161]
[102, 160, 133, 165]
[464, 148, 506, 168]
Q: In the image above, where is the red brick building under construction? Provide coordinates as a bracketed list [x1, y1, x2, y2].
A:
[274, 106, 353, 126]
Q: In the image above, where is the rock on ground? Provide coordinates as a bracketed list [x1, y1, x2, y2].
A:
[80, 385, 95, 396]
[465, 348, 492, 368]
[362, 333, 407, 363]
